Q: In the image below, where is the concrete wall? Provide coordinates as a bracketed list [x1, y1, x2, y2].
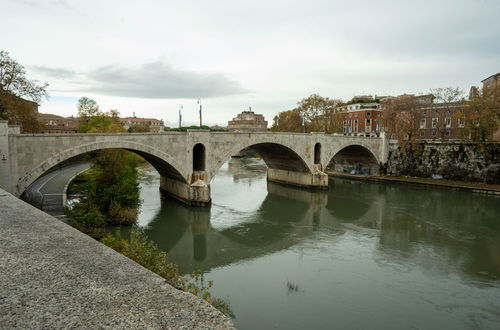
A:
[386, 141, 500, 184]
[0, 187, 234, 328]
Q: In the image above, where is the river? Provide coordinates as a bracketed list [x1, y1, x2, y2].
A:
[136, 158, 500, 330]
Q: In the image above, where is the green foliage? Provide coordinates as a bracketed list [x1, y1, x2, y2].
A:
[66, 202, 107, 239]
[101, 228, 234, 317]
[66, 150, 141, 235]
[76, 97, 125, 133]
[128, 124, 150, 132]
[271, 94, 344, 133]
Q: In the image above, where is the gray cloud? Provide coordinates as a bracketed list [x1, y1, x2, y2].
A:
[31, 66, 77, 79]
[85, 62, 246, 99]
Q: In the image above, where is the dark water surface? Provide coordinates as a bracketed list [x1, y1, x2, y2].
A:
[137, 158, 500, 330]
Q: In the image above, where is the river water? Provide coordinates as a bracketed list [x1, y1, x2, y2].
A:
[136, 158, 500, 330]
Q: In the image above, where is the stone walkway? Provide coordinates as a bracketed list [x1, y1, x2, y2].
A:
[0, 188, 234, 329]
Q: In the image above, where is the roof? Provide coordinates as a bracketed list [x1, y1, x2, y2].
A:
[119, 117, 163, 122]
[38, 113, 64, 118]
[481, 72, 500, 82]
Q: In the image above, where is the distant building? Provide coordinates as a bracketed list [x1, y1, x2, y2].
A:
[416, 101, 464, 140]
[333, 101, 384, 136]
[118, 114, 165, 132]
[38, 113, 78, 133]
[481, 72, 500, 90]
[481, 72, 500, 141]
[228, 110, 268, 131]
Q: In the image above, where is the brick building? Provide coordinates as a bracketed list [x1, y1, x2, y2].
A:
[333, 100, 384, 136]
[38, 113, 78, 133]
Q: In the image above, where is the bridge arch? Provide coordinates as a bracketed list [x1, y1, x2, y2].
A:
[325, 144, 380, 175]
[17, 140, 188, 196]
[209, 141, 311, 182]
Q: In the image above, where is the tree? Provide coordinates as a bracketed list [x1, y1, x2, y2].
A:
[0, 50, 48, 132]
[77, 96, 100, 126]
[271, 94, 342, 133]
[128, 124, 151, 132]
[429, 87, 465, 139]
[76, 98, 125, 133]
[296, 94, 338, 124]
[271, 109, 303, 132]
[383, 94, 422, 141]
[457, 87, 499, 141]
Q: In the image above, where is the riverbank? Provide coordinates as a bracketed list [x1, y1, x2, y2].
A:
[0, 188, 234, 329]
[325, 171, 500, 195]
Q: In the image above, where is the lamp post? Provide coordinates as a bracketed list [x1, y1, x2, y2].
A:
[179, 105, 183, 129]
[197, 99, 202, 128]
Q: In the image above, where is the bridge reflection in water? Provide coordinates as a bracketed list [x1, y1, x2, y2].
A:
[127, 157, 500, 329]
[138, 158, 500, 283]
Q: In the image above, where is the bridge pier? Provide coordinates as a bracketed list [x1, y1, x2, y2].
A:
[266, 166, 328, 190]
[160, 172, 211, 207]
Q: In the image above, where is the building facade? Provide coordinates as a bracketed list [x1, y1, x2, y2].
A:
[228, 110, 268, 131]
[333, 101, 384, 136]
[38, 113, 78, 133]
[482, 73, 500, 91]
[415, 102, 464, 140]
[118, 116, 165, 132]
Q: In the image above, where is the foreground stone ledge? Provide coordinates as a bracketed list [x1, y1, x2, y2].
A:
[0, 188, 234, 329]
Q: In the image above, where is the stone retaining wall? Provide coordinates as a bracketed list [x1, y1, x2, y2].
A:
[386, 142, 500, 184]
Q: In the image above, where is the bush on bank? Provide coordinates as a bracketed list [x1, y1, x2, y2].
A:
[66, 150, 141, 238]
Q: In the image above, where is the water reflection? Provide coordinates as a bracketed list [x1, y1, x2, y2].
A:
[139, 158, 500, 283]
[137, 158, 500, 329]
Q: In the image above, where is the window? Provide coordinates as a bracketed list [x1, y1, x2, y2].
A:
[423, 110, 427, 116]
[420, 130, 425, 137]
[354, 119, 358, 133]
[420, 118, 426, 129]
[354, 113, 358, 117]
[367, 112, 371, 116]
[445, 117, 452, 128]
[432, 130, 437, 136]
[432, 118, 438, 128]
[365, 119, 371, 132]
[445, 131, 450, 136]
[458, 118, 465, 128]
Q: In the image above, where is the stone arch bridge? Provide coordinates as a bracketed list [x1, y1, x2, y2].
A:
[0, 121, 388, 206]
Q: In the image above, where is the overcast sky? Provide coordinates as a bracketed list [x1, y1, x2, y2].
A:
[2, 0, 499, 126]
